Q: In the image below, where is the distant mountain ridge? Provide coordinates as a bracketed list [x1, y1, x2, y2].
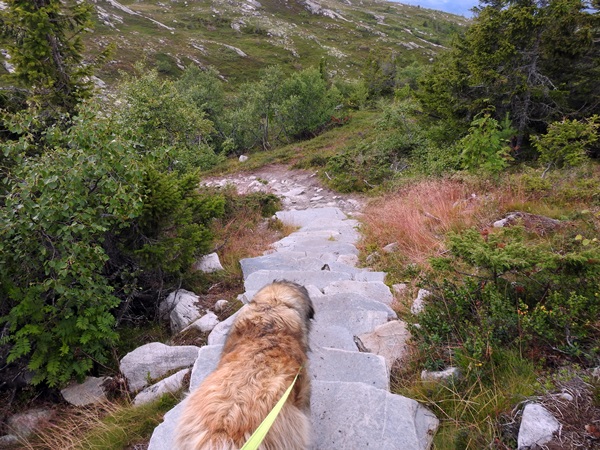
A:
[84, 0, 468, 85]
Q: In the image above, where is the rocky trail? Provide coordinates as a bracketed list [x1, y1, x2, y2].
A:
[143, 166, 439, 449]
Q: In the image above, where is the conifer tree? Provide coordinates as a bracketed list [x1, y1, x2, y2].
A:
[419, 0, 600, 144]
[1, 0, 105, 116]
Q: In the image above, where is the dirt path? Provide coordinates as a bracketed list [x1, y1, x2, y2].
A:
[202, 164, 365, 214]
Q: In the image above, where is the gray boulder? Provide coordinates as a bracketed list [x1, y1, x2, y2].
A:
[311, 381, 438, 450]
[186, 311, 220, 333]
[356, 320, 411, 372]
[190, 345, 223, 390]
[160, 289, 202, 333]
[6, 408, 54, 439]
[193, 252, 224, 273]
[133, 369, 189, 406]
[310, 322, 358, 351]
[61, 376, 111, 406]
[148, 400, 186, 450]
[120, 342, 199, 393]
[207, 306, 247, 345]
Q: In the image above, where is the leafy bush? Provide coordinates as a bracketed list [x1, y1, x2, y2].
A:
[459, 113, 516, 173]
[324, 99, 429, 191]
[0, 104, 226, 386]
[532, 115, 599, 169]
[0, 107, 144, 386]
[278, 68, 341, 139]
[116, 67, 223, 171]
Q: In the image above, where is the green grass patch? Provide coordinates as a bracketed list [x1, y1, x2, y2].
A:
[394, 348, 537, 449]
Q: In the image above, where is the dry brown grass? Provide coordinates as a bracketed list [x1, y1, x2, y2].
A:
[360, 177, 534, 266]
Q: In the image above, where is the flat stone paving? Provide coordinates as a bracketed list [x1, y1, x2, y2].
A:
[148, 207, 438, 450]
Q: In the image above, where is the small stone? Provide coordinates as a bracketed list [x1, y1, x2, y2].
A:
[518, 403, 560, 449]
[382, 242, 399, 253]
[187, 312, 220, 333]
[558, 392, 574, 402]
[421, 367, 461, 383]
[213, 299, 229, 312]
[392, 283, 408, 294]
[239, 155, 248, 162]
[411, 289, 431, 315]
[193, 252, 224, 273]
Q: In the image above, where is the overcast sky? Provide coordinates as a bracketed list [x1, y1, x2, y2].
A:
[396, 1, 480, 17]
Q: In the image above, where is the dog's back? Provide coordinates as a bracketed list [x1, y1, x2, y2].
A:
[175, 281, 314, 450]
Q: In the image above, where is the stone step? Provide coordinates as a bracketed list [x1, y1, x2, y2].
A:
[275, 207, 349, 228]
[240, 254, 326, 278]
[324, 280, 394, 305]
[310, 322, 358, 351]
[311, 381, 438, 450]
[244, 269, 352, 292]
[313, 292, 397, 320]
[309, 347, 389, 391]
[314, 309, 389, 336]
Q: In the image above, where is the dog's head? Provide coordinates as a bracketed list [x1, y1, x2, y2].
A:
[251, 280, 315, 336]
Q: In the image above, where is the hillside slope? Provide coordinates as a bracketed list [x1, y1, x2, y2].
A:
[85, 0, 467, 84]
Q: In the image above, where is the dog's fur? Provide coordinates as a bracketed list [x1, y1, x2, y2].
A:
[175, 280, 314, 450]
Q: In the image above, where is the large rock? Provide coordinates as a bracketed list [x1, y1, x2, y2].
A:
[120, 342, 199, 393]
[421, 367, 461, 383]
[310, 347, 389, 390]
[311, 381, 438, 450]
[323, 280, 394, 305]
[61, 376, 111, 406]
[6, 408, 54, 439]
[356, 320, 411, 372]
[133, 369, 189, 406]
[517, 403, 560, 449]
[160, 289, 202, 333]
[148, 400, 186, 450]
[186, 311, 220, 333]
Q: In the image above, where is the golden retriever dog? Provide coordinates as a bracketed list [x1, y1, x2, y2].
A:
[175, 280, 314, 450]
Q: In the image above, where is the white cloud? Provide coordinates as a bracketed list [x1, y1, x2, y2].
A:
[395, 0, 479, 17]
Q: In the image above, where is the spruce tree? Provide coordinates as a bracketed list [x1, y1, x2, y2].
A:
[1, 0, 104, 116]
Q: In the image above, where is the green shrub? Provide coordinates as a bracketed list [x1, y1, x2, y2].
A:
[0, 104, 226, 386]
[416, 225, 600, 373]
[459, 113, 516, 173]
[532, 115, 599, 169]
[0, 107, 144, 386]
